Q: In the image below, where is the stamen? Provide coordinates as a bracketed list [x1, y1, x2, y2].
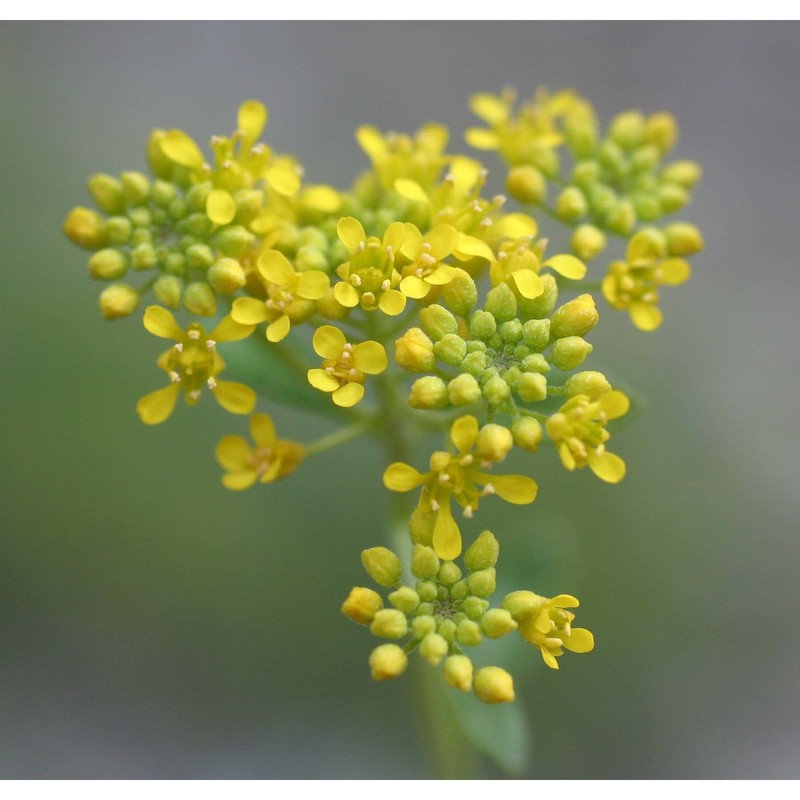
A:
[462, 506, 474, 519]
[482, 483, 495, 495]
[206, 340, 216, 351]
[351, 274, 362, 287]
[207, 377, 217, 389]
[187, 330, 200, 340]
[169, 371, 181, 384]
[173, 343, 184, 353]
[430, 499, 440, 511]
[381, 279, 391, 291]
[188, 390, 202, 400]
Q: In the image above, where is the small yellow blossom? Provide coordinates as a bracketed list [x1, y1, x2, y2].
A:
[546, 391, 629, 483]
[231, 250, 330, 342]
[215, 412, 305, 490]
[136, 306, 256, 424]
[383, 415, 538, 560]
[397, 223, 460, 299]
[307, 325, 388, 407]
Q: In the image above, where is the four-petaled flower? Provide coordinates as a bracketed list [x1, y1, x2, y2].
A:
[397, 223, 459, 300]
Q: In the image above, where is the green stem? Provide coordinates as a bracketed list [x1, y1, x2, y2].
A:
[305, 420, 372, 456]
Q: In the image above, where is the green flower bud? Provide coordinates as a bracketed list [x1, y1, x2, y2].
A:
[460, 598, 487, 622]
[437, 586, 449, 601]
[664, 222, 704, 256]
[443, 655, 474, 692]
[411, 615, 436, 640]
[521, 353, 550, 374]
[599, 140, 627, 175]
[609, 110, 645, 150]
[644, 112, 679, 155]
[531, 146, 560, 178]
[481, 608, 518, 639]
[441, 268, 478, 316]
[98, 283, 139, 319]
[469, 310, 497, 341]
[64, 207, 107, 250]
[150, 180, 178, 208]
[182, 212, 212, 239]
[517, 372, 548, 403]
[369, 643, 407, 681]
[564, 370, 612, 400]
[207, 258, 246, 294]
[216, 225, 255, 258]
[499, 319, 523, 344]
[88, 173, 126, 214]
[295, 244, 328, 273]
[505, 165, 547, 205]
[571, 224, 607, 261]
[628, 227, 668, 260]
[521, 318, 550, 350]
[571, 160, 601, 189]
[464, 530, 500, 571]
[457, 619, 482, 647]
[409, 504, 435, 547]
[361, 547, 402, 587]
[395, 327, 436, 373]
[450, 580, 468, 601]
[416, 580, 438, 603]
[341, 587, 383, 625]
[565, 109, 598, 157]
[519, 273, 558, 319]
[631, 191, 663, 222]
[485, 283, 517, 322]
[153, 275, 183, 309]
[420, 304, 457, 341]
[370, 608, 408, 639]
[588, 183, 617, 217]
[146, 130, 173, 179]
[482, 375, 511, 407]
[183, 243, 214, 272]
[167, 198, 187, 220]
[185, 182, 211, 212]
[476, 425, 513, 462]
[128, 207, 152, 228]
[88, 248, 127, 280]
[182, 281, 217, 317]
[411, 544, 439, 579]
[104, 216, 132, 245]
[550, 294, 599, 339]
[552, 336, 593, 371]
[120, 171, 151, 206]
[448, 373, 482, 407]
[409, 376, 449, 410]
[460, 351, 488, 378]
[604, 200, 637, 236]
[389, 587, 420, 615]
[511, 417, 543, 452]
[661, 160, 702, 189]
[232, 189, 263, 225]
[555, 186, 588, 221]
[434, 333, 467, 366]
[419, 633, 449, 666]
[631, 144, 661, 172]
[467, 568, 496, 598]
[164, 252, 186, 275]
[658, 182, 689, 214]
[473, 666, 515, 704]
[437, 561, 462, 587]
[437, 619, 457, 643]
[502, 590, 544, 621]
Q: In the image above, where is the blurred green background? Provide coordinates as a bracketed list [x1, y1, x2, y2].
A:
[1, 22, 799, 778]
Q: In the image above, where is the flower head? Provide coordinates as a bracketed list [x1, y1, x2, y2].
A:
[397, 223, 459, 300]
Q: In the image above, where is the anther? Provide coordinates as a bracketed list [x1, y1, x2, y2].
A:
[482, 483, 495, 496]
[173, 343, 184, 353]
[222, 160, 234, 170]
[207, 377, 217, 390]
[460, 454, 474, 466]
[206, 340, 216, 351]
[351, 274, 362, 287]
[188, 330, 201, 340]
[430, 499, 440, 511]
[438, 473, 451, 484]
[381, 279, 391, 291]
[188, 390, 201, 400]
[169, 371, 181, 383]
[462, 506, 474, 519]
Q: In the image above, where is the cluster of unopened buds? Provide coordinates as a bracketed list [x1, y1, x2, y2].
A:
[64, 87, 702, 704]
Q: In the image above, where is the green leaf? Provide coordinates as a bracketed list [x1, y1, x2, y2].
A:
[444, 686, 533, 775]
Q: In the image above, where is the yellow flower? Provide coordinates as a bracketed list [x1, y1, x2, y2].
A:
[545, 391, 629, 483]
[333, 217, 407, 316]
[136, 306, 256, 424]
[307, 325, 388, 407]
[397, 223, 459, 300]
[505, 591, 595, 670]
[383, 415, 538, 560]
[215, 413, 305, 490]
[231, 250, 330, 342]
[602, 230, 691, 331]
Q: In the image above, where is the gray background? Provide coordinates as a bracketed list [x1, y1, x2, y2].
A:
[1, 22, 798, 778]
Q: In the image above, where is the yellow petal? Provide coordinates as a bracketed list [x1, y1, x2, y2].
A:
[332, 382, 365, 407]
[207, 189, 237, 225]
[231, 297, 268, 325]
[658, 257, 691, 286]
[249, 413, 276, 448]
[136, 384, 179, 425]
[629, 302, 663, 331]
[210, 314, 255, 342]
[383, 463, 425, 492]
[425, 224, 459, 259]
[213, 381, 256, 415]
[588, 451, 626, 484]
[469, 92, 509, 125]
[266, 314, 291, 342]
[482, 474, 538, 504]
[143, 306, 183, 340]
[562, 628, 595, 653]
[312, 325, 346, 359]
[455, 234, 494, 262]
[378, 290, 406, 316]
[383, 221, 406, 252]
[238, 100, 268, 146]
[493, 213, 538, 239]
[418, 122, 449, 153]
[258, 250, 295, 287]
[334, 281, 360, 308]
[265, 163, 301, 196]
[558, 442, 577, 471]
[353, 341, 388, 374]
[301, 185, 341, 213]
[400, 275, 431, 300]
[511, 269, 544, 300]
[543, 254, 587, 280]
[549, 594, 580, 609]
[465, 128, 500, 150]
[337, 217, 366, 253]
[222, 471, 258, 491]
[394, 179, 429, 205]
[215, 435, 252, 471]
[450, 415, 478, 453]
[161, 130, 205, 170]
[399, 223, 424, 259]
[540, 646, 560, 670]
[599, 390, 630, 420]
[355, 125, 387, 161]
[296, 270, 330, 300]
[601, 274, 619, 305]
[432, 500, 462, 560]
[307, 369, 338, 392]
[424, 264, 457, 286]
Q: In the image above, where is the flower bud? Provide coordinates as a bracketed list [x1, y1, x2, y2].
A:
[658, 183, 689, 214]
[182, 281, 217, 317]
[370, 609, 408, 639]
[499, 319, 523, 344]
[98, 283, 139, 319]
[517, 372, 547, 403]
[64, 207, 107, 249]
[518, 273, 557, 318]
[419, 633, 449, 666]
[481, 608, 518, 639]
[564, 370, 611, 400]
[437, 561, 462, 587]
[88, 248, 128, 280]
[416, 580, 437, 603]
[411, 544, 439, 579]
[295, 244, 328, 273]
[571, 160, 601, 189]
[469, 310, 496, 340]
[485, 282, 517, 322]
[369, 644, 407, 681]
[208, 258, 246, 294]
[437, 619, 457, 643]
[551, 336, 593, 371]
[120, 171, 151, 206]
[389, 587, 420, 615]
[644, 112, 678, 154]
[521, 353, 550, 374]
[604, 200, 637, 236]
[505, 165, 547, 205]
[341, 587, 384, 625]
[145, 129, 174, 178]
[104, 216, 132, 245]
[482, 375, 511, 407]
[361, 546, 402, 587]
[448, 374, 482, 407]
[555, 186, 588, 221]
[434, 333, 467, 367]
[661, 160, 702, 189]
[550, 294, 599, 339]
[511, 417, 543, 452]
[476, 425, 513, 462]
[467, 568, 496, 598]
[88, 173, 126, 214]
[464, 530, 500, 571]
[441, 268, 478, 316]
[664, 222, 704, 257]
[462, 596, 490, 620]
[473, 666, 515, 704]
[409, 376, 449, 409]
[419, 304, 457, 341]
[457, 619, 482, 647]
[502, 590, 544, 621]
[183, 243, 213, 272]
[411, 615, 436, 640]
[409, 504, 435, 547]
[153, 275, 183, 309]
[609, 110, 645, 150]
[571, 224, 607, 262]
[632, 191, 663, 221]
[443, 655, 474, 692]
[520, 319, 549, 351]
[450, 580, 468, 601]
[151, 180, 178, 208]
[216, 225, 255, 258]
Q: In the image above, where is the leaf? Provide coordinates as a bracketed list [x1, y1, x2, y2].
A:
[444, 686, 533, 775]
